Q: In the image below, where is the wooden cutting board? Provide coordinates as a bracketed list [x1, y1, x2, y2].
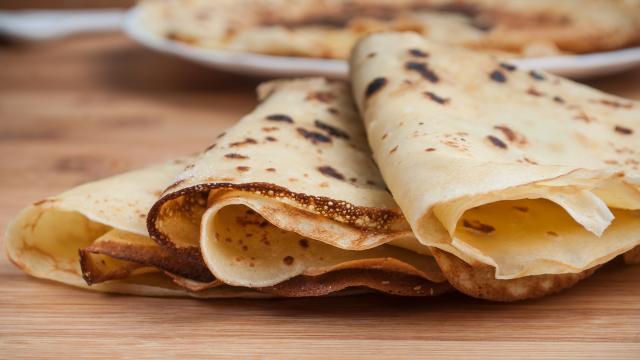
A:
[1, 33, 639, 359]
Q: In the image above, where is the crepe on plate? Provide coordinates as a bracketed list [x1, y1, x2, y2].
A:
[5, 78, 448, 298]
[141, 0, 640, 59]
[350, 32, 640, 301]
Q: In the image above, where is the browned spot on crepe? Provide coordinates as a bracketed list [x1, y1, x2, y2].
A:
[283, 256, 295, 265]
[462, 219, 495, 234]
[317, 165, 345, 181]
[486, 135, 507, 149]
[614, 125, 633, 135]
[365, 77, 388, 98]
[297, 127, 332, 144]
[225, 153, 249, 159]
[405, 61, 439, 83]
[265, 114, 294, 123]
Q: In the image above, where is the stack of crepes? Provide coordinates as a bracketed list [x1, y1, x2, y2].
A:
[5, 32, 640, 301]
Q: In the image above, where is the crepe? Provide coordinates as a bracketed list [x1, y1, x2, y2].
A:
[5, 78, 449, 298]
[350, 32, 640, 301]
[4, 158, 266, 298]
[141, 0, 640, 59]
[147, 77, 448, 296]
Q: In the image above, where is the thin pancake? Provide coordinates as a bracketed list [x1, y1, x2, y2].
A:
[148, 78, 446, 291]
[141, 0, 640, 59]
[3, 159, 212, 296]
[350, 32, 640, 300]
[2, 159, 280, 297]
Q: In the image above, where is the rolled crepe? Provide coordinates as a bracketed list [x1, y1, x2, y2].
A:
[148, 77, 447, 296]
[4, 158, 269, 298]
[5, 78, 449, 298]
[350, 32, 640, 301]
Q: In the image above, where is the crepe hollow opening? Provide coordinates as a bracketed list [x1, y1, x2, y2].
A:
[201, 199, 446, 288]
[148, 182, 420, 268]
[6, 206, 110, 277]
[148, 183, 409, 250]
[147, 184, 447, 292]
[448, 198, 640, 279]
[5, 206, 182, 291]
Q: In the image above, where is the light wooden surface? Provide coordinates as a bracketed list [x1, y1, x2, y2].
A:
[1, 33, 640, 359]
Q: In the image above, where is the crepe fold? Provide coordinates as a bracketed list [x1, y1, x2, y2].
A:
[350, 32, 640, 301]
[5, 78, 449, 298]
[4, 159, 268, 298]
[147, 78, 447, 296]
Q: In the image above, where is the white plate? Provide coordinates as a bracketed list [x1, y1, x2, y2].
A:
[124, 6, 640, 79]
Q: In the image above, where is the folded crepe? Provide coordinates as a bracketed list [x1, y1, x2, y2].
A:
[146, 78, 447, 296]
[350, 32, 640, 301]
[5, 158, 269, 298]
[141, 0, 640, 59]
[5, 78, 449, 298]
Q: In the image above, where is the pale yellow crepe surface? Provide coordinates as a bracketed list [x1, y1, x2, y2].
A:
[350, 32, 640, 280]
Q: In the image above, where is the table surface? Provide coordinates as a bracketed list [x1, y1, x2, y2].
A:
[1, 33, 640, 359]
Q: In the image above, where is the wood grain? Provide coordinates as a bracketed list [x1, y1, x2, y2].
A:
[1, 33, 640, 359]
